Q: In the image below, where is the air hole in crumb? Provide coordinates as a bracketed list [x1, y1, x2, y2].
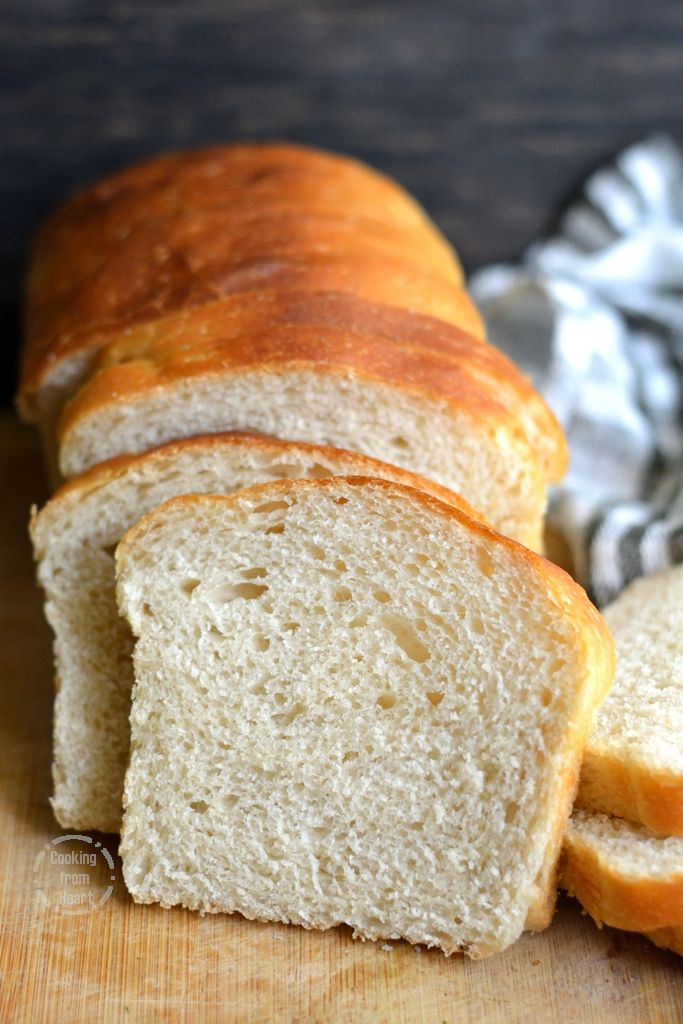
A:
[207, 581, 269, 602]
[381, 614, 429, 663]
[253, 499, 292, 514]
[254, 635, 270, 652]
[391, 436, 409, 449]
[249, 682, 267, 696]
[373, 589, 391, 603]
[470, 617, 485, 635]
[242, 567, 267, 580]
[376, 692, 397, 710]
[334, 559, 347, 572]
[426, 691, 444, 707]
[282, 621, 300, 633]
[415, 618, 427, 632]
[272, 701, 305, 727]
[540, 687, 553, 707]
[342, 751, 358, 762]
[334, 586, 352, 602]
[410, 821, 424, 830]
[504, 801, 519, 824]
[189, 800, 209, 813]
[103, 544, 117, 560]
[273, 692, 287, 705]
[306, 462, 333, 479]
[334, 496, 349, 505]
[550, 658, 567, 673]
[265, 522, 285, 535]
[310, 544, 325, 559]
[181, 578, 200, 596]
[475, 547, 495, 578]
[142, 602, 153, 617]
[350, 615, 367, 628]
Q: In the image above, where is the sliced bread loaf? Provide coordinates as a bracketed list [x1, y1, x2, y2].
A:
[561, 809, 683, 956]
[576, 566, 683, 836]
[30, 435, 478, 833]
[18, 142, 472, 434]
[115, 477, 613, 957]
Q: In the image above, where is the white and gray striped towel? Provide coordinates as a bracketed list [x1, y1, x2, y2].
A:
[470, 135, 683, 607]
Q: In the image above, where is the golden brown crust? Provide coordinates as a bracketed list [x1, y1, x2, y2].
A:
[560, 829, 683, 933]
[20, 142, 466, 418]
[576, 748, 683, 837]
[645, 924, 683, 956]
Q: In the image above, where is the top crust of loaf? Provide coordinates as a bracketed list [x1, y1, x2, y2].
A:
[576, 566, 683, 836]
[19, 142, 465, 418]
[116, 476, 613, 957]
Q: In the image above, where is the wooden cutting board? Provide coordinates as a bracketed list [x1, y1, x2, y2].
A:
[1, 412, 681, 1024]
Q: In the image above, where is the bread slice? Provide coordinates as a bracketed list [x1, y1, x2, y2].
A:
[30, 435, 479, 834]
[55, 291, 564, 548]
[576, 566, 683, 836]
[19, 142, 472, 433]
[115, 477, 613, 957]
[561, 809, 683, 956]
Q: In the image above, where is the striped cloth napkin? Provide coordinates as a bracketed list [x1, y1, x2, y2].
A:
[470, 135, 683, 607]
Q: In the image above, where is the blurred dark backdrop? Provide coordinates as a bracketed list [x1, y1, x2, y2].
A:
[3, 0, 683, 406]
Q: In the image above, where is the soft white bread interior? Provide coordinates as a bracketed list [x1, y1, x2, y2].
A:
[576, 566, 683, 836]
[115, 477, 613, 957]
[30, 435, 480, 834]
[57, 363, 547, 550]
[561, 809, 683, 956]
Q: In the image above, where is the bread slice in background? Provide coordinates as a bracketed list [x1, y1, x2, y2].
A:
[561, 809, 683, 956]
[576, 566, 683, 836]
[30, 435, 481, 834]
[55, 297, 558, 549]
[115, 476, 613, 957]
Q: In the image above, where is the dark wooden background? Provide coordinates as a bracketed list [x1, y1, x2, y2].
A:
[3, 0, 683, 406]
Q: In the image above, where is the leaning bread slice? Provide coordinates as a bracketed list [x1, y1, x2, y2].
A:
[576, 566, 683, 836]
[115, 477, 613, 957]
[57, 313, 554, 549]
[30, 435, 479, 834]
[561, 809, 683, 956]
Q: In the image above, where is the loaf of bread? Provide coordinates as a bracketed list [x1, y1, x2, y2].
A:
[576, 566, 683, 836]
[115, 477, 613, 957]
[19, 143, 566, 548]
[18, 143, 477, 439]
[30, 434, 479, 833]
[561, 809, 683, 956]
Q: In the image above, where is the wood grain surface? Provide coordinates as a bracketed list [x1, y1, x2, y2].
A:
[3, 0, 683, 403]
[1, 411, 681, 1024]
